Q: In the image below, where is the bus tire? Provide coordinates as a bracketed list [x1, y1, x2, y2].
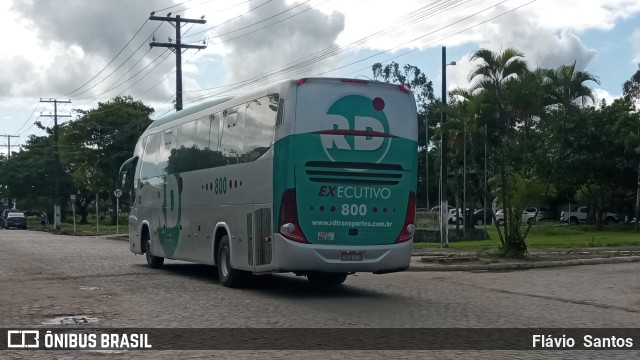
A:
[217, 235, 245, 288]
[145, 237, 164, 269]
[307, 272, 348, 286]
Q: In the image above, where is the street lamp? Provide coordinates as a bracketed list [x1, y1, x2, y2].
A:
[440, 46, 456, 248]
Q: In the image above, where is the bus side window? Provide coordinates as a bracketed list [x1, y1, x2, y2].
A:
[197, 116, 211, 150]
[177, 120, 197, 150]
[140, 132, 162, 179]
[209, 113, 220, 151]
[244, 96, 277, 161]
[221, 106, 245, 164]
[159, 129, 174, 174]
[119, 157, 138, 205]
[275, 98, 285, 128]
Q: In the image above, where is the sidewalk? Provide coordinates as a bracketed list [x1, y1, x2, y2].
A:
[409, 246, 640, 271]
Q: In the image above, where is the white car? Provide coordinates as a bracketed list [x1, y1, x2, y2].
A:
[495, 208, 542, 225]
[429, 206, 463, 224]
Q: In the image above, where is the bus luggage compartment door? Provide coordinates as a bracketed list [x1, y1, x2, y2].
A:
[248, 208, 272, 269]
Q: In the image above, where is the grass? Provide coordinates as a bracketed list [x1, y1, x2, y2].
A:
[414, 222, 640, 249]
[19, 216, 640, 250]
[24, 215, 127, 235]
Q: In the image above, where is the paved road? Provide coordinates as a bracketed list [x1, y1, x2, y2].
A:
[1, 230, 639, 359]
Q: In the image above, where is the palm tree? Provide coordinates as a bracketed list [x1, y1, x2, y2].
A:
[467, 48, 529, 256]
[541, 62, 600, 224]
[504, 68, 550, 175]
[546, 61, 600, 110]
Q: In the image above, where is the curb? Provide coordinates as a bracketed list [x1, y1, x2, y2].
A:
[407, 255, 640, 271]
[99, 236, 640, 271]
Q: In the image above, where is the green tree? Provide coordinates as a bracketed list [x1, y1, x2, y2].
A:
[0, 130, 77, 218]
[445, 90, 490, 227]
[612, 98, 640, 229]
[60, 96, 153, 224]
[623, 63, 640, 102]
[371, 62, 436, 208]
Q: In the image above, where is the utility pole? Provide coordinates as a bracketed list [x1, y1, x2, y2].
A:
[39, 98, 71, 229]
[440, 46, 455, 247]
[1, 134, 20, 208]
[149, 12, 207, 111]
[0, 135, 20, 160]
[425, 114, 429, 210]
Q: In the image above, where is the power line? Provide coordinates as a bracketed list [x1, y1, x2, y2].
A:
[13, 103, 43, 136]
[184, 0, 521, 105]
[183, 0, 481, 101]
[60, 19, 151, 98]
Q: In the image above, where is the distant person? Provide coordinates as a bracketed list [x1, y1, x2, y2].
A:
[40, 211, 48, 229]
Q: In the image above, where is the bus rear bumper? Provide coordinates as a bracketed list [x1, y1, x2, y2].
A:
[272, 234, 412, 274]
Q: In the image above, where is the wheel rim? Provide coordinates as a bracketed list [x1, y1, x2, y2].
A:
[220, 246, 230, 278]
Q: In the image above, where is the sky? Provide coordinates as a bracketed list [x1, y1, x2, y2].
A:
[1, 0, 639, 155]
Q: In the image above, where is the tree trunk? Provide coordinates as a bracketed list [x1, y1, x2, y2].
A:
[77, 201, 89, 224]
[634, 161, 640, 232]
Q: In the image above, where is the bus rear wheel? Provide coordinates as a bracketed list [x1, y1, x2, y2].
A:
[307, 272, 348, 286]
[145, 237, 164, 268]
[217, 235, 246, 288]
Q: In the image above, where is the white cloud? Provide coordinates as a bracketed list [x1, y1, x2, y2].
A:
[593, 88, 621, 106]
[525, 0, 640, 32]
[2, 0, 640, 141]
[633, 28, 640, 63]
[216, 0, 345, 86]
[446, 8, 597, 93]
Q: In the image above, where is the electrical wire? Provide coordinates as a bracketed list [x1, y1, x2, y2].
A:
[59, 19, 152, 98]
[184, 0, 490, 103]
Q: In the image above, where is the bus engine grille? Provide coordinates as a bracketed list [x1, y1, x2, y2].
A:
[304, 161, 403, 186]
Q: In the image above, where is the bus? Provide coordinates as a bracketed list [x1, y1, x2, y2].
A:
[119, 77, 418, 287]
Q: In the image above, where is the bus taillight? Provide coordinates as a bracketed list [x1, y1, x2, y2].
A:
[395, 192, 416, 243]
[278, 188, 308, 243]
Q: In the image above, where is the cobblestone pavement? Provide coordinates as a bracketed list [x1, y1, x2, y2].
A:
[1, 230, 639, 359]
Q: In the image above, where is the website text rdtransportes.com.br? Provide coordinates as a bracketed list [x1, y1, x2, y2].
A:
[311, 219, 393, 228]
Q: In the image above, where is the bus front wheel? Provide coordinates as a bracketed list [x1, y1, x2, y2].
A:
[145, 237, 164, 268]
[217, 235, 246, 288]
[307, 272, 348, 286]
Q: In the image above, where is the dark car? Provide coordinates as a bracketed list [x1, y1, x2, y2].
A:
[472, 208, 494, 226]
[0, 209, 27, 230]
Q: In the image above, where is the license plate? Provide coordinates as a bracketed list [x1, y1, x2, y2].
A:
[340, 251, 364, 261]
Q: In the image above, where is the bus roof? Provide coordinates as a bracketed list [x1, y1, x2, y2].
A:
[147, 96, 234, 130]
[145, 77, 413, 131]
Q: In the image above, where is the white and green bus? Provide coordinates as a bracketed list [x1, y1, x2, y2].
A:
[119, 77, 418, 287]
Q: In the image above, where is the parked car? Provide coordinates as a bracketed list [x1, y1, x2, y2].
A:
[472, 208, 494, 225]
[447, 208, 464, 225]
[0, 209, 27, 230]
[537, 207, 551, 220]
[495, 208, 541, 225]
[429, 206, 462, 224]
[560, 206, 621, 225]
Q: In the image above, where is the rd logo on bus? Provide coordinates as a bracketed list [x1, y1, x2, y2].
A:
[319, 95, 392, 164]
